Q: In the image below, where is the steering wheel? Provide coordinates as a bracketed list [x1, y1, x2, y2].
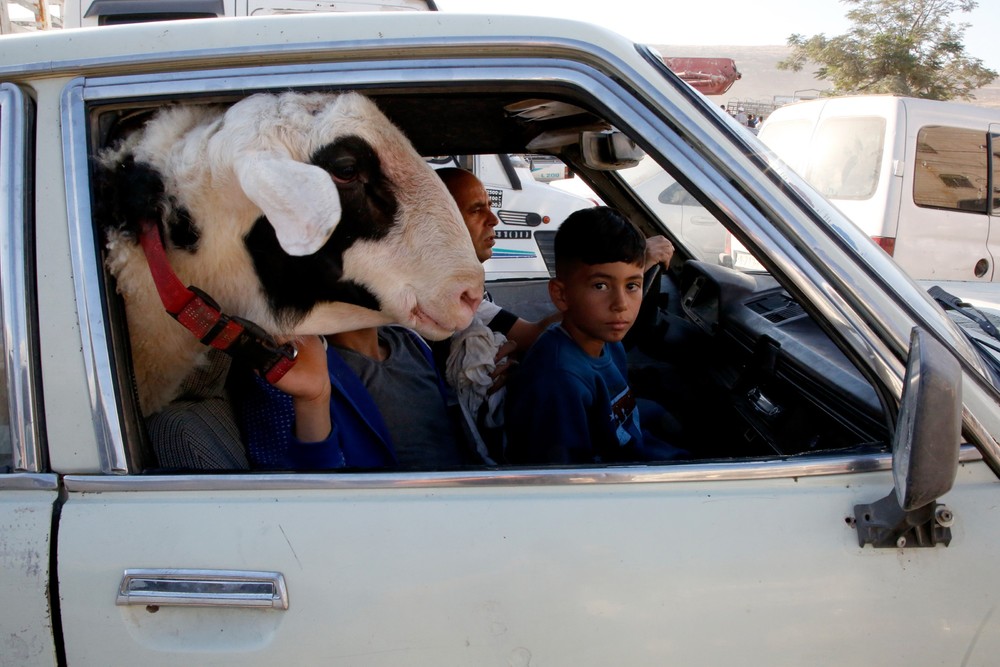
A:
[642, 262, 662, 301]
[624, 263, 664, 350]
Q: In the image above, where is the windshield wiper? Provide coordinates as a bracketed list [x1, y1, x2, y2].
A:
[927, 285, 1000, 343]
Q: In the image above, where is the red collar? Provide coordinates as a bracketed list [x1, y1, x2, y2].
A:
[138, 218, 296, 385]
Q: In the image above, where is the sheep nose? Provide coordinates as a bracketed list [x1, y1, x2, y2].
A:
[460, 286, 483, 317]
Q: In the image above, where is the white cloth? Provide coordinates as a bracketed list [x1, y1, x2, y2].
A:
[446, 316, 508, 439]
[476, 297, 503, 324]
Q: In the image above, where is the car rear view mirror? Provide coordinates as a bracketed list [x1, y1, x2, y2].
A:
[580, 130, 644, 170]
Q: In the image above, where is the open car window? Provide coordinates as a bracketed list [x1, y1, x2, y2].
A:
[68, 52, 897, 475]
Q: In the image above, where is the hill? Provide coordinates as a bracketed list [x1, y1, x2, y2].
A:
[653, 44, 1000, 110]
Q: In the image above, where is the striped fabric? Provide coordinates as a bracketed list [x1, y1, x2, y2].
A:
[145, 349, 250, 471]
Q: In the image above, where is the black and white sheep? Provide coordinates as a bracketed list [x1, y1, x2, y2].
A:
[97, 91, 483, 416]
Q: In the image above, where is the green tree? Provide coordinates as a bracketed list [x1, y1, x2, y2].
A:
[777, 0, 997, 100]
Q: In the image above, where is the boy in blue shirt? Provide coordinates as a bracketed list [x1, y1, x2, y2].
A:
[505, 206, 685, 465]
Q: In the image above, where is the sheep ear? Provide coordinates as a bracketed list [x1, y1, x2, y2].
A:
[234, 154, 343, 256]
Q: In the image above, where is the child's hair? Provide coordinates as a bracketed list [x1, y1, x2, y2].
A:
[554, 206, 646, 277]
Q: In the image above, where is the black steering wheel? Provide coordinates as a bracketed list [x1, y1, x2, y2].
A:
[642, 263, 662, 301]
[624, 263, 664, 350]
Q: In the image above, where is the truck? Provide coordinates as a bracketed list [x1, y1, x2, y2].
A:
[63, 0, 434, 27]
[3, 12, 1000, 666]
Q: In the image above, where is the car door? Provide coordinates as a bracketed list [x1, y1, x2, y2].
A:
[47, 22, 1000, 666]
[901, 123, 995, 280]
[0, 83, 58, 667]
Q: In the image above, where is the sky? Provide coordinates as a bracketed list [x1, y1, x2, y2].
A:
[436, 0, 1000, 73]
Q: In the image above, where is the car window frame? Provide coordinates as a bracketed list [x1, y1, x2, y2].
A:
[0, 82, 43, 474]
[61, 50, 939, 481]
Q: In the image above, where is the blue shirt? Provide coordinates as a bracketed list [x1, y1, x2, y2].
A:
[238, 327, 453, 470]
[505, 325, 643, 464]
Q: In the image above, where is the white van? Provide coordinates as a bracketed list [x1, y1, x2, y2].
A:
[63, 0, 432, 28]
[757, 96, 1000, 282]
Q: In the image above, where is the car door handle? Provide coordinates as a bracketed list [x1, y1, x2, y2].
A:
[116, 569, 289, 610]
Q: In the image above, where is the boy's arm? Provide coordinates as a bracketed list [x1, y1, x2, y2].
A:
[267, 336, 347, 469]
[271, 335, 333, 442]
[238, 361, 341, 469]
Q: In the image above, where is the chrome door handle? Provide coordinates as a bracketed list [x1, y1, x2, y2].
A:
[116, 569, 288, 609]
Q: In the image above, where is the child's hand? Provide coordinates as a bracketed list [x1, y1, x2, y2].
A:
[273, 335, 332, 442]
[272, 335, 330, 402]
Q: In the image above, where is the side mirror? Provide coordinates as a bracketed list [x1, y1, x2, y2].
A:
[580, 130, 645, 170]
[893, 327, 962, 510]
[854, 327, 961, 548]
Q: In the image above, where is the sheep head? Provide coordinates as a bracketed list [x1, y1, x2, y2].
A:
[98, 91, 483, 415]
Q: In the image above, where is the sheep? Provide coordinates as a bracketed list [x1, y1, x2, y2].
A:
[97, 91, 484, 416]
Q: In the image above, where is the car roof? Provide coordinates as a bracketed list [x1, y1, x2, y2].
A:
[0, 12, 642, 74]
[0, 13, 662, 156]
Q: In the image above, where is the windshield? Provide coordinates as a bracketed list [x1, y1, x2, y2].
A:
[615, 156, 753, 270]
[544, 154, 772, 273]
[617, 157, 729, 267]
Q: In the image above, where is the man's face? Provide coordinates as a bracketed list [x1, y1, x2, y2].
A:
[549, 260, 644, 357]
[449, 174, 499, 263]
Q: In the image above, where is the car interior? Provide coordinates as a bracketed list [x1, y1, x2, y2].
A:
[89, 83, 893, 473]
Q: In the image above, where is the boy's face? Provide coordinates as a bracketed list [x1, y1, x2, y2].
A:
[549, 260, 644, 357]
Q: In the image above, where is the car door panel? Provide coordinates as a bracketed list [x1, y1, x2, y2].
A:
[56, 462, 1000, 665]
[0, 477, 59, 667]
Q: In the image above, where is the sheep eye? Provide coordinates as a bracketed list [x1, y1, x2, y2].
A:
[330, 157, 359, 183]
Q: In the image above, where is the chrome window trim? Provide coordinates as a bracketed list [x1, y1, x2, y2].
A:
[62, 79, 127, 474]
[0, 472, 57, 491]
[62, 447, 985, 493]
[63, 53, 924, 478]
[62, 453, 895, 492]
[0, 83, 44, 474]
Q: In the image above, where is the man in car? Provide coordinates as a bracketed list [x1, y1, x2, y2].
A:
[437, 167, 559, 352]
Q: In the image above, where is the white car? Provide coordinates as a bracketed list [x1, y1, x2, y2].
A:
[623, 156, 729, 265]
[2, 13, 1000, 666]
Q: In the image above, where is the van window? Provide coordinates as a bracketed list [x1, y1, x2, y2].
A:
[914, 126, 989, 213]
[807, 117, 885, 200]
[0, 105, 12, 471]
[760, 116, 886, 200]
[758, 118, 811, 173]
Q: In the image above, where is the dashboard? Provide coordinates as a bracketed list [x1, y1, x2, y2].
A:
[673, 261, 889, 457]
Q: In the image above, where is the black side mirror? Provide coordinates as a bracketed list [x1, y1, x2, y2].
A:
[854, 327, 961, 548]
[893, 327, 962, 510]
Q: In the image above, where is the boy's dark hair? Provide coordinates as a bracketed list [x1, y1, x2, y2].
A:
[554, 206, 646, 277]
